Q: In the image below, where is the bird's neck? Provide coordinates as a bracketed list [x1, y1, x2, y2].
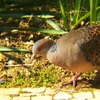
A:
[47, 43, 57, 63]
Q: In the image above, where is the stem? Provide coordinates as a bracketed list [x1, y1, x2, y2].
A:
[90, 0, 97, 25]
[59, 0, 68, 31]
[71, 6, 100, 29]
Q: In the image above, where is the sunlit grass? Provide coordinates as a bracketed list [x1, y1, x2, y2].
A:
[0, 59, 63, 88]
[0, 58, 98, 88]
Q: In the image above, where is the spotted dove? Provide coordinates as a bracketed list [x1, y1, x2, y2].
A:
[31, 26, 100, 87]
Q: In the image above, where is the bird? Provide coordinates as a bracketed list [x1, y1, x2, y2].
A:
[31, 25, 100, 87]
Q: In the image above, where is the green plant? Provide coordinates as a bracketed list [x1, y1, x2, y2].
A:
[58, 0, 100, 30]
[0, 45, 30, 52]
[0, 0, 100, 35]
[0, 61, 62, 87]
[0, 0, 100, 88]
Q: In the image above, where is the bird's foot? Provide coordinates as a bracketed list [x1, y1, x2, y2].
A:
[63, 73, 82, 88]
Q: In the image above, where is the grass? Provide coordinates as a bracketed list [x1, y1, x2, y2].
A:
[0, 0, 99, 88]
[0, 0, 100, 33]
[0, 58, 63, 88]
[0, 57, 98, 88]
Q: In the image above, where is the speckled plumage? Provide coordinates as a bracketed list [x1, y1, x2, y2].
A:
[31, 25, 100, 87]
[79, 26, 100, 66]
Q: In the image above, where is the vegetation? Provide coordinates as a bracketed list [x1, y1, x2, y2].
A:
[0, 0, 100, 88]
[0, 0, 100, 34]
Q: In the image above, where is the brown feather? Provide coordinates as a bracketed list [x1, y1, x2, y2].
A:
[32, 26, 100, 72]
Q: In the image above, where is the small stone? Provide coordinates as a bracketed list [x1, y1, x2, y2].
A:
[0, 95, 11, 100]
[22, 87, 45, 93]
[19, 93, 32, 97]
[87, 98, 100, 100]
[0, 88, 20, 95]
[8, 60, 16, 65]
[73, 92, 93, 99]
[45, 88, 55, 95]
[12, 96, 30, 100]
[31, 95, 52, 100]
[54, 92, 72, 100]
[20, 93, 42, 97]
[70, 99, 86, 100]
[93, 90, 100, 98]
[77, 99, 86, 100]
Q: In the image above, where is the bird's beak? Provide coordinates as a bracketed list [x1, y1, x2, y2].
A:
[30, 54, 35, 63]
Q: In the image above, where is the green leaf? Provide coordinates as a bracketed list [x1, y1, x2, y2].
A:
[18, 27, 67, 34]
[0, 27, 67, 34]
[73, 0, 81, 24]
[46, 19, 64, 31]
[35, 14, 55, 19]
[0, 13, 54, 19]
[0, 46, 30, 52]
[71, 6, 100, 29]
[59, 0, 68, 31]
[0, 13, 31, 18]
[90, 0, 97, 25]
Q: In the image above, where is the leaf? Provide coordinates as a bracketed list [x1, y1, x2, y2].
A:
[90, 0, 97, 25]
[71, 6, 100, 29]
[0, 46, 30, 52]
[46, 19, 64, 31]
[0, 27, 67, 34]
[73, 0, 81, 24]
[35, 14, 55, 18]
[0, 13, 55, 19]
[18, 28, 67, 34]
[59, 0, 68, 31]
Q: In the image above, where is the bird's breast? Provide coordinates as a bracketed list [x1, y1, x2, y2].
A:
[47, 46, 100, 73]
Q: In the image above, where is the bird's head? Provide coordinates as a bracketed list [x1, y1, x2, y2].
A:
[31, 39, 54, 62]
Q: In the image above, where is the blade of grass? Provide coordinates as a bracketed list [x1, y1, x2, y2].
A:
[59, 0, 68, 31]
[18, 28, 67, 34]
[71, 6, 100, 29]
[97, 11, 100, 21]
[0, 13, 32, 18]
[65, 0, 70, 21]
[46, 19, 64, 31]
[0, 27, 67, 34]
[0, 46, 30, 52]
[96, 0, 100, 22]
[65, 0, 72, 28]
[90, 0, 97, 25]
[0, 13, 55, 19]
[36, 15, 55, 19]
[73, 0, 81, 24]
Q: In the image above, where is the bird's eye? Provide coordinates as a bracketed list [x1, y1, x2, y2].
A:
[38, 47, 42, 51]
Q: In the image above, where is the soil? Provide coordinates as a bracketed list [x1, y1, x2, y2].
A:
[0, 30, 100, 90]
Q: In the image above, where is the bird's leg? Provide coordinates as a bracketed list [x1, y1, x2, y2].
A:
[73, 73, 82, 87]
[66, 72, 82, 87]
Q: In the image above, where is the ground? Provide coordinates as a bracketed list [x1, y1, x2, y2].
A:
[0, 30, 100, 91]
[0, 0, 100, 90]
